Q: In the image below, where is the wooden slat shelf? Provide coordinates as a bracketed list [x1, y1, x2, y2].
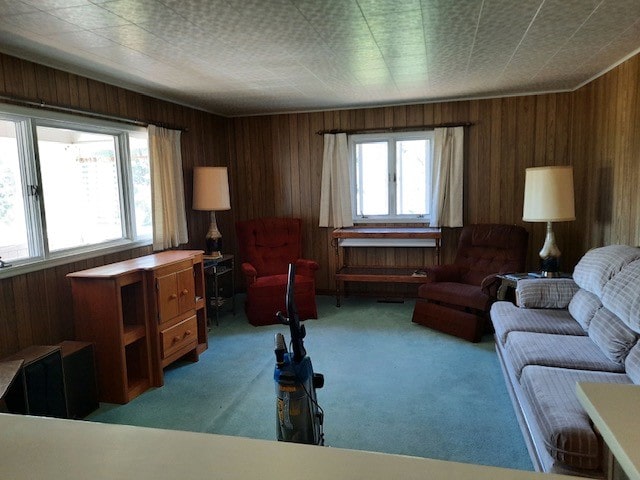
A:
[336, 266, 429, 283]
[331, 227, 441, 306]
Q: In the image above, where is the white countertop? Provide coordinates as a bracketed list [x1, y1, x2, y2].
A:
[577, 382, 640, 480]
[0, 413, 588, 480]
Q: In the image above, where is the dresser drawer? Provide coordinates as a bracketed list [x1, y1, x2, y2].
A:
[160, 316, 197, 359]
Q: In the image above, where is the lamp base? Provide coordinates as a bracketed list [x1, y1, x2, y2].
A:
[205, 211, 222, 257]
[540, 255, 561, 277]
[205, 236, 222, 258]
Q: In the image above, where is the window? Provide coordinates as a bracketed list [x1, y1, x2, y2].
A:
[350, 131, 434, 223]
[0, 105, 151, 270]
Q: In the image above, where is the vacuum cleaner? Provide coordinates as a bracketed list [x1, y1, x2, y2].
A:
[274, 263, 324, 445]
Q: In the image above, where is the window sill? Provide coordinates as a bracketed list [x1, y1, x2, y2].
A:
[0, 239, 152, 279]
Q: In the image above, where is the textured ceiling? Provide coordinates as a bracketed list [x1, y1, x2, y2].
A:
[1, 0, 640, 117]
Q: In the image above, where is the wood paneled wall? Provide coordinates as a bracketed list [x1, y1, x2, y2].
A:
[228, 54, 640, 295]
[228, 94, 575, 293]
[1, 50, 639, 356]
[0, 53, 228, 357]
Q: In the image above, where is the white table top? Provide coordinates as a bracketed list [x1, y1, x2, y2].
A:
[577, 382, 640, 480]
[0, 413, 587, 480]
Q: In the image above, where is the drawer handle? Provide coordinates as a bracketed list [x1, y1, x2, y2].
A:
[169, 293, 178, 300]
[173, 335, 181, 343]
[184, 330, 192, 337]
[181, 289, 189, 296]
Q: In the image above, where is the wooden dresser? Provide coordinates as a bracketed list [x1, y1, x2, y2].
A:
[67, 250, 207, 404]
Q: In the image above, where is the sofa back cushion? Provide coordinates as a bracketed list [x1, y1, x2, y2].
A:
[588, 307, 638, 364]
[568, 289, 602, 331]
[601, 259, 640, 333]
[573, 245, 640, 297]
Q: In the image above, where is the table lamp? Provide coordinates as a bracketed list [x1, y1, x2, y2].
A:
[522, 166, 575, 277]
[192, 166, 231, 257]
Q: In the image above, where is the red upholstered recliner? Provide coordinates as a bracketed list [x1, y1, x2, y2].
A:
[412, 224, 528, 342]
[236, 217, 319, 326]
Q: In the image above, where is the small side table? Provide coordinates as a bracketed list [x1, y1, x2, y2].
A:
[204, 254, 235, 325]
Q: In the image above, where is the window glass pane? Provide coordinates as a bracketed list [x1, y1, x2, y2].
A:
[0, 120, 29, 261]
[356, 142, 388, 215]
[37, 126, 122, 251]
[129, 133, 151, 238]
[396, 139, 428, 215]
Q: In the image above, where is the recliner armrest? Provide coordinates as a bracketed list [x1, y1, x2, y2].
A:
[240, 262, 258, 285]
[480, 274, 501, 299]
[419, 264, 466, 283]
[295, 258, 320, 277]
[516, 278, 579, 309]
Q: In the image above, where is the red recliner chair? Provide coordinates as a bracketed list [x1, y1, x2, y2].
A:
[412, 224, 528, 342]
[235, 217, 319, 326]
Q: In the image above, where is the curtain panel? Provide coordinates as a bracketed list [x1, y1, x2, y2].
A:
[319, 133, 353, 228]
[431, 126, 464, 228]
[148, 124, 189, 251]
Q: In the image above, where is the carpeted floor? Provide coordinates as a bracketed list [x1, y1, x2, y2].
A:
[87, 295, 533, 471]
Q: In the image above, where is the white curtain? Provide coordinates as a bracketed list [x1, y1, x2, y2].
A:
[148, 124, 189, 251]
[319, 133, 353, 228]
[431, 126, 464, 227]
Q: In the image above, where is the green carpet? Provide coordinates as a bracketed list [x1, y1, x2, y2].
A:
[87, 295, 533, 471]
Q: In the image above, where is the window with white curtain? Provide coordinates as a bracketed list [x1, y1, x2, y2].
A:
[350, 131, 434, 223]
[0, 104, 150, 271]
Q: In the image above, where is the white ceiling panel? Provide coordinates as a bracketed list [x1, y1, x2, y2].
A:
[0, 0, 639, 116]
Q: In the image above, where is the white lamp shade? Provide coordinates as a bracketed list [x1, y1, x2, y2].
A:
[192, 166, 231, 211]
[523, 166, 575, 222]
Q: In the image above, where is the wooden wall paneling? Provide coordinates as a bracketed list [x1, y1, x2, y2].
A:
[613, 61, 634, 245]
[287, 114, 302, 220]
[0, 54, 228, 356]
[2, 55, 26, 97]
[0, 278, 19, 357]
[488, 98, 503, 226]
[308, 112, 327, 287]
[465, 101, 479, 225]
[271, 115, 287, 218]
[11, 274, 34, 349]
[53, 70, 71, 106]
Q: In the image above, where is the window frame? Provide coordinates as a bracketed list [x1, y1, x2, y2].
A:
[349, 130, 434, 224]
[0, 103, 151, 279]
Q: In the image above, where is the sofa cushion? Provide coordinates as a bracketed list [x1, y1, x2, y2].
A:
[505, 331, 625, 379]
[601, 258, 640, 332]
[568, 289, 602, 331]
[491, 302, 585, 346]
[588, 307, 638, 364]
[572, 245, 640, 297]
[624, 342, 640, 385]
[520, 365, 632, 470]
[516, 278, 579, 309]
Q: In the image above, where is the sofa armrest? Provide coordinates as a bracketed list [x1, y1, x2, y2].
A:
[516, 278, 580, 309]
[240, 262, 258, 285]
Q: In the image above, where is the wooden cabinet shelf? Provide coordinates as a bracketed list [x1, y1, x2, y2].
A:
[123, 325, 147, 346]
[68, 251, 207, 404]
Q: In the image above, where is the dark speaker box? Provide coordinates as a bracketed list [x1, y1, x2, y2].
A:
[58, 341, 99, 419]
[3, 345, 68, 418]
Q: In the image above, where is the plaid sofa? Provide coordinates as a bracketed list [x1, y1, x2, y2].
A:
[491, 245, 640, 478]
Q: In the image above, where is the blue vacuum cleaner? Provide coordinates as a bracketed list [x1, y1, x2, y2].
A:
[274, 263, 324, 445]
